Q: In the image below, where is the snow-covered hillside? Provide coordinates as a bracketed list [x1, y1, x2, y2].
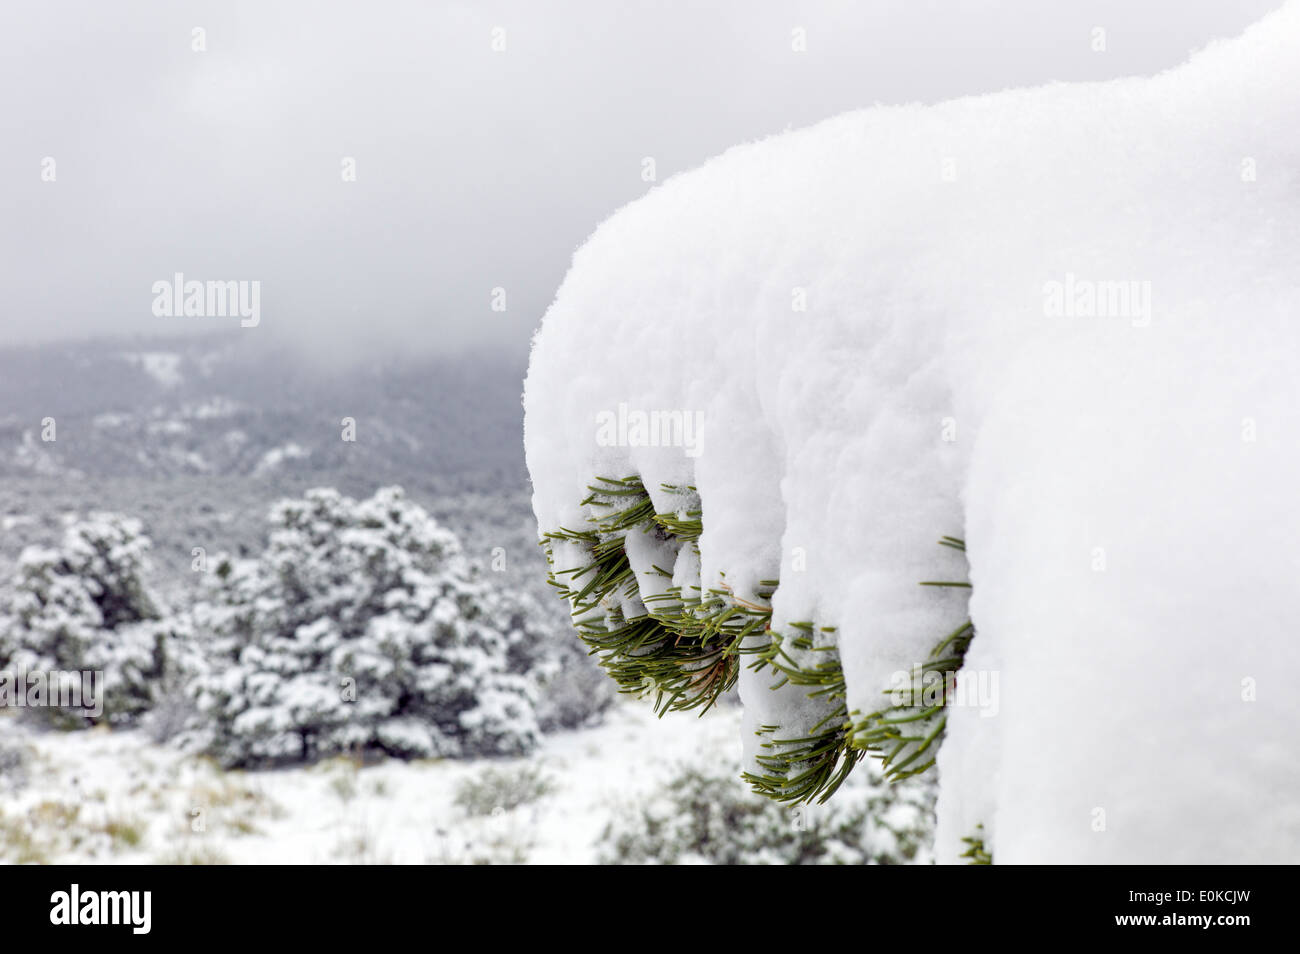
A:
[524, 3, 1300, 862]
[0, 336, 528, 488]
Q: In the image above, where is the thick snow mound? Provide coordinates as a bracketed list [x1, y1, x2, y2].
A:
[524, 2, 1300, 863]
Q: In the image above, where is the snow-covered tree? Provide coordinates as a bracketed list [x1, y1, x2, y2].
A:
[193, 486, 540, 766]
[488, 578, 614, 731]
[0, 513, 184, 726]
[599, 759, 935, 865]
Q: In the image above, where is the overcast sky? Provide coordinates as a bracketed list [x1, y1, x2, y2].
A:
[0, 0, 1284, 363]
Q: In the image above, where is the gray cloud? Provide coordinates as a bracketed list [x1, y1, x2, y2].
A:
[0, 0, 1283, 362]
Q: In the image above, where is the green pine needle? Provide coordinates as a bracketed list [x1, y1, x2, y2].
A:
[960, 824, 993, 864]
[542, 477, 976, 805]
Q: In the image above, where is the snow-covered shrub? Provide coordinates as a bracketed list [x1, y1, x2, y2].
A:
[192, 486, 541, 766]
[0, 740, 28, 794]
[525, 3, 1300, 863]
[453, 764, 555, 816]
[0, 513, 187, 726]
[429, 817, 536, 865]
[598, 761, 934, 865]
[139, 673, 202, 744]
[496, 584, 616, 732]
[531, 636, 616, 732]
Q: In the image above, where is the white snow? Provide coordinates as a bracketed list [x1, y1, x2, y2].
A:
[252, 442, 311, 476]
[181, 397, 240, 420]
[93, 413, 131, 429]
[0, 702, 744, 865]
[13, 430, 64, 477]
[146, 419, 190, 436]
[121, 352, 184, 389]
[523, 3, 1300, 863]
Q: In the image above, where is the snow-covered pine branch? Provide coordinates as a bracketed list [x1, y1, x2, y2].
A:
[524, 2, 1300, 863]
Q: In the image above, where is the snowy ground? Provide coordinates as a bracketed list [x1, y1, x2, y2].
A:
[0, 702, 744, 865]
